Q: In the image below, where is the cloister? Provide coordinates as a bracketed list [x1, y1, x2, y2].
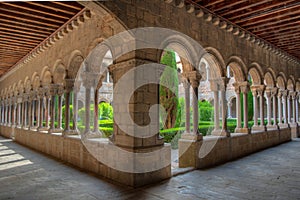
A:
[0, 0, 300, 191]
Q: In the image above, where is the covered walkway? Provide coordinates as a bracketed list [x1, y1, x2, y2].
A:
[0, 136, 299, 199]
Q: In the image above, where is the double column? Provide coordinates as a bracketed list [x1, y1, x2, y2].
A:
[233, 81, 250, 134]
[265, 88, 278, 130]
[181, 71, 202, 140]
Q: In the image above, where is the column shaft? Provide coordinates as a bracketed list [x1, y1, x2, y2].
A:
[213, 90, 220, 131]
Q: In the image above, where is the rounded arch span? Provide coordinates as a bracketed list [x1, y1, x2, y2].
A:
[226, 56, 246, 82]
[278, 72, 287, 83]
[24, 76, 32, 93]
[296, 81, 300, 92]
[159, 34, 203, 72]
[31, 73, 40, 91]
[276, 75, 286, 90]
[266, 68, 277, 81]
[67, 50, 84, 79]
[41, 66, 52, 86]
[264, 72, 275, 88]
[52, 60, 66, 85]
[287, 76, 295, 91]
[199, 47, 225, 79]
[248, 62, 263, 85]
[99, 97, 110, 103]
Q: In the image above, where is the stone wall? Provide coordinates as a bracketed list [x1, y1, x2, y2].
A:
[197, 129, 291, 169]
[0, 127, 171, 187]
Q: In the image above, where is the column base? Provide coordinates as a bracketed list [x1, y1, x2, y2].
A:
[211, 129, 229, 137]
[48, 128, 63, 134]
[279, 123, 289, 129]
[266, 125, 279, 130]
[181, 132, 203, 141]
[178, 138, 202, 168]
[251, 125, 266, 132]
[82, 130, 102, 139]
[235, 127, 250, 134]
[63, 129, 80, 136]
[37, 127, 49, 132]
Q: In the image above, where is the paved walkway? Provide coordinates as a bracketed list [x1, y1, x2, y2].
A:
[0, 136, 300, 200]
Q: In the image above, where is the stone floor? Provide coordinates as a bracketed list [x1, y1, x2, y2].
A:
[0, 136, 300, 200]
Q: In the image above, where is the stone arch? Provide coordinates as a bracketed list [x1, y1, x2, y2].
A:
[24, 76, 32, 93]
[200, 48, 225, 79]
[31, 73, 40, 91]
[248, 63, 263, 85]
[86, 37, 105, 57]
[52, 60, 66, 85]
[264, 71, 275, 88]
[287, 77, 295, 91]
[278, 72, 287, 84]
[159, 34, 201, 72]
[99, 97, 109, 103]
[266, 68, 277, 82]
[296, 81, 300, 92]
[276, 75, 286, 90]
[41, 66, 52, 86]
[67, 50, 84, 79]
[17, 80, 24, 95]
[226, 56, 246, 82]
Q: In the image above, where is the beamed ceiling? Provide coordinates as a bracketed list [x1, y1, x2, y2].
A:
[0, 1, 84, 77]
[0, 1, 299, 77]
[188, 0, 300, 61]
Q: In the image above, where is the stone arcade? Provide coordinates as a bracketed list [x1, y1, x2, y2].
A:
[0, 1, 299, 188]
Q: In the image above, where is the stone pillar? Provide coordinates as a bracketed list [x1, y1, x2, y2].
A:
[45, 95, 50, 130]
[277, 91, 283, 126]
[233, 83, 242, 132]
[272, 88, 278, 128]
[28, 96, 32, 130]
[258, 86, 266, 130]
[48, 85, 58, 133]
[8, 99, 11, 126]
[296, 93, 299, 124]
[282, 90, 288, 125]
[241, 83, 250, 133]
[292, 92, 297, 124]
[265, 88, 272, 127]
[287, 92, 292, 124]
[72, 81, 80, 134]
[57, 88, 64, 131]
[63, 79, 75, 136]
[182, 77, 191, 134]
[212, 90, 220, 132]
[37, 89, 45, 131]
[12, 100, 17, 127]
[251, 86, 259, 129]
[22, 97, 27, 129]
[93, 78, 104, 136]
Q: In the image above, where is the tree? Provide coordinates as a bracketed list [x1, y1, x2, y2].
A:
[159, 50, 179, 129]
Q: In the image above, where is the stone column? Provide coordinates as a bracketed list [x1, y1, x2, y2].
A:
[272, 88, 278, 128]
[182, 77, 191, 134]
[12, 100, 17, 127]
[233, 83, 242, 132]
[258, 86, 266, 130]
[48, 85, 58, 133]
[287, 92, 292, 124]
[212, 90, 220, 133]
[220, 77, 230, 136]
[251, 86, 259, 129]
[37, 89, 45, 131]
[227, 102, 232, 118]
[277, 91, 283, 126]
[57, 87, 64, 132]
[63, 79, 74, 136]
[292, 92, 297, 124]
[189, 71, 202, 138]
[72, 81, 80, 134]
[282, 90, 288, 126]
[296, 93, 299, 124]
[28, 95, 32, 130]
[241, 82, 250, 133]
[8, 99, 11, 126]
[265, 88, 272, 127]
[93, 78, 104, 136]
[22, 96, 27, 129]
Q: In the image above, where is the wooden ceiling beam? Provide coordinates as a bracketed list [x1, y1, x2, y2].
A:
[258, 29, 300, 39]
[0, 31, 45, 41]
[205, 0, 224, 7]
[228, 0, 295, 21]
[1, 2, 70, 20]
[0, 36, 39, 46]
[251, 21, 300, 34]
[51, 1, 83, 10]
[240, 9, 300, 27]
[256, 25, 300, 37]
[0, 40, 35, 49]
[207, 0, 249, 12]
[0, 22, 52, 35]
[0, 18, 56, 32]
[26, 2, 79, 15]
[0, 47, 30, 53]
[0, 7, 65, 24]
[234, 2, 300, 24]
[220, 0, 273, 16]
[0, 27, 48, 38]
[0, 12, 59, 28]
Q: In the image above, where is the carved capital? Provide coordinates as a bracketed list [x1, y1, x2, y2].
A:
[64, 79, 75, 92]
